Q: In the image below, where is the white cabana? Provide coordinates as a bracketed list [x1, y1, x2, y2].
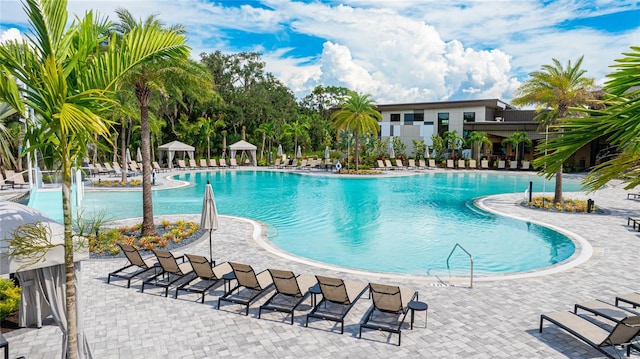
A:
[0, 201, 92, 357]
[229, 140, 257, 166]
[157, 140, 195, 169]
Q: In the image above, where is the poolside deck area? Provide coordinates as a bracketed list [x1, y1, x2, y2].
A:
[4, 168, 640, 358]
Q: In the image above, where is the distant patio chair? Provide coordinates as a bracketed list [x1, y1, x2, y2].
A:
[108, 243, 160, 288]
[418, 159, 427, 169]
[4, 170, 29, 188]
[446, 159, 455, 169]
[395, 159, 405, 170]
[219, 158, 228, 168]
[457, 159, 466, 169]
[176, 159, 188, 170]
[407, 159, 416, 169]
[229, 158, 238, 168]
[208, 158, 218, 168]
[480, 160, 489, 169]
[521, 161, 531, 170]
[509, 160, 518, 170]
[428, 159, 436, 168]
[468, 159, 477, 169]
[188, 159, 198, 169]
[384, 159, 394, 170]
[199, 159, 208, 168]
[497, 160, 506, 169]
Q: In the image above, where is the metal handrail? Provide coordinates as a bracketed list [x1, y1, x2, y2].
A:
[446, 243, 474, 288]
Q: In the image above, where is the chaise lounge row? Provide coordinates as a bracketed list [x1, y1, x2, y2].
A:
[539, 293, 640, 357]
[107, 244, 422, 345]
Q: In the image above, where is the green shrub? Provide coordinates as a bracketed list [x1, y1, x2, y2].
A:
[0, 278, 21, 321]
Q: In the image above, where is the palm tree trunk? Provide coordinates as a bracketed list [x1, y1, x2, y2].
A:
[120, 122, 127, 183]
[61, 144, 78, 359]
[260, 132, 266, 161]
[136, 85, 157, 237]
[354, 132, 360, 171]
[554, 168, 563, 203]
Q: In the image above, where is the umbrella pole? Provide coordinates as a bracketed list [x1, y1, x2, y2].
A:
[209, 229, 213, 266]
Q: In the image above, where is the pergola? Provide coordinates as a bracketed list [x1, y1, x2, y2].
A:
[229, 140, 257, 166]
[157, 140, 195, 169]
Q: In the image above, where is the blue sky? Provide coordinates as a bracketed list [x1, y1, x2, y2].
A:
[1, 0, 639, 104]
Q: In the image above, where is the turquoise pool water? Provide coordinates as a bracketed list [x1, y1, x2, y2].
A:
[30, 171, 582, 275]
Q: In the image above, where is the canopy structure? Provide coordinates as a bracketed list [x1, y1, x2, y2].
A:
[0, 201, 92, 357]
[229, 140, 257, 166]
[157, 140, 195, 169]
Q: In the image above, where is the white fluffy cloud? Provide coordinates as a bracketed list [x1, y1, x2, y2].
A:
[0, 28, 22, 43]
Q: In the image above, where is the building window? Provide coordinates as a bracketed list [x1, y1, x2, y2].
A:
[437, 113, 449, 136]
[464, 112, 475, 123]
[390, 114, 400, 122]
[414, 112, 424, 123]
[404, 113, 414, 125]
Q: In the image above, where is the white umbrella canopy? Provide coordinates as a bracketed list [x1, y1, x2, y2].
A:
[324, 146, 330, 159]
[200, 183, 219, 262]
[136, 147, 142, 162]
[296, 145, 302, 158]
[425, 146, 430, 158]
[125, 148, 132, 167]
[389, 145, 395, 159]
[277, 144, 283, 157]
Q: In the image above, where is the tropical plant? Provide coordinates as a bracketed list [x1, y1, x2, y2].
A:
[255, 121, 276, 161]
[536, 46, 640, 191]
[412, 139, 427, 160]
[331, 92, 381, 170]
[501, 131, 532, 164]
[0, 103, 17, 169]
[431, 134, 445, 159]
[282, 119, 310, 156]
[443, 130, 463, 159]
[392, 136, 406, 159]
[512, 56, 595, 203]
[0, 1, 188, 357]
[466, 131, 492, 162]
[0, 277, 21, 321]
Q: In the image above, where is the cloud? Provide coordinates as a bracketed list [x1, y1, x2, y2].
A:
[0, 28, 22, 43]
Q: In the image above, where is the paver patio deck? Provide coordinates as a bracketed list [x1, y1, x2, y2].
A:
[3, 168, 640, 358]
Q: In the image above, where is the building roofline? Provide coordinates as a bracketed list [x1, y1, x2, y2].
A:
[376, 98, 513, 111]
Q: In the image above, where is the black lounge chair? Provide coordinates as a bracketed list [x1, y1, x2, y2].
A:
[617, 293, 640, 309]
[305, 275, 368, 334]
[141, 249, 194, 297]
[217, 262, 274, 316]
[258, 269, 317, 325]
[358, 283, 418, 346]
[107, 243, 159, 288]
[175, 255, 232, 303]
[575, 299, 639, 324]
[540, 311, 640, 358]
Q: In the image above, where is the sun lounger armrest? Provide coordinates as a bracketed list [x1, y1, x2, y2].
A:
[174, 255, 185, 263]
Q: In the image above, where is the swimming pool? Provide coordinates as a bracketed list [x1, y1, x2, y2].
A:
[30, 171, 583, 275]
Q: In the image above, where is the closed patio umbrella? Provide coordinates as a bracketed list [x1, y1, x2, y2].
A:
[389, 143, 395, 159]
[277, 144, 283, 157]
[296, 145, 302, 158]
[324, 146, 330, 159]
[136, 147, 142, 162]
[200, 182, 219, 263]
[425, 146, 430, 159]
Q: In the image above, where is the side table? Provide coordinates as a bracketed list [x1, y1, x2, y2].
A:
[309, 283, 321, 307]
[408, 300, 428, 329]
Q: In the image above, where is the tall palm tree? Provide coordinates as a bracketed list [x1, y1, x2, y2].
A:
[331, 92, 381, 170]
[283, 119, 310, 157]
[512, 56, 594, 203]
[501, 131, 532, 165]
[0, 1, 188, 357]
[114, 8, 210, 236]
[537, 46, 640, 191]
[467, 131, 492, 162]
[255, 121, 275, 161]
[443, 130, 463, 160]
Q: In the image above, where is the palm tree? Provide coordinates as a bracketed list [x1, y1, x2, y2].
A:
[331, 92, 381, 170]
[0, 103, 17, 169]
[113, 8, 211, 236]
[283, 119, 310, 157]
[0, 1, 188, 357]
[255, 121, 275, 162]
[501, 131, 532, 165]
[467, 131, 492, 162]
[443, 130, 463, 159]
[512, 56, 594, 203]
[537, 46, 640, 191]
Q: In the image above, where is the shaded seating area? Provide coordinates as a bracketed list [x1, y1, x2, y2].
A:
[305, 275, 368, 334]
[540, 311, 640, 358]
[218, 262, 274, 316]
[141, 249, 194, 297]
[258, 269, 317, 325]
[358, 283, 418, 346]
[176, 255, 233, 303]
[107, 244, 160, 288]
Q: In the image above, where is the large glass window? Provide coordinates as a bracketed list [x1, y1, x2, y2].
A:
[404, 113, 414, 125]
[390, 114, 400, 122]
[464, 112, 475, 123]
[414, 111, 424, 123]
[437, 113, 449, 136]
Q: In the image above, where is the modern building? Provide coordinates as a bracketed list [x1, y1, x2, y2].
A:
[377, 99, 603, 170]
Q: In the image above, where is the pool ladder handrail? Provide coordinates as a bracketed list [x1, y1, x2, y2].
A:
[446, 243, 473, 288]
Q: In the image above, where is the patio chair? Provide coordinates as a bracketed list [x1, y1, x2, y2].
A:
[446, 159, 455, 169]
[575, 299, 640, 324]
[497, 160, 506, 169]
[269, 158, 281, 169]
[229, 158, 239, 168]
[178, 160, 187, 170]
[521, 161, 531, 170]
[617, 293, 640, 308]
[540, 311, 640, 358]
[188, 159, 198, 169]
[480, 160, 489, 169]
[458, 159, 466, 169]
[175, 255, 233, 303]
[384, 159, 394, 170]
[418, 159, 427, 169]
[305, 275, 369, 334]
[376, 160, 386, 170]
[128, 161, 142, 175]
[217, 262, 274, 316]
[141, 249, 194, 297]
[358, 283, 418, 346]
[428, 159, 436, 168]
[468, 159, 477, 169]
[152, 161, 167, 173]
[0, 172, 12, 190]
[107, 243, 160, 288]
[103, 163, 117, 176]
[395, 159, 405, 170]
[407, 159, 416, 169]
[4, 170, 29, 188]
[219, 158, 228, 168]
[199, 159, 208, 168]
[208, 158, 218, 168]
[258, 269, 317, 325]
[509, 160, 518, 170]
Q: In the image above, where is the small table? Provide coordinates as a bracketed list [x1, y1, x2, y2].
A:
[408, 300, 428, 329]
[222, 272, 236, 293]
[308, 283, 321, 307]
